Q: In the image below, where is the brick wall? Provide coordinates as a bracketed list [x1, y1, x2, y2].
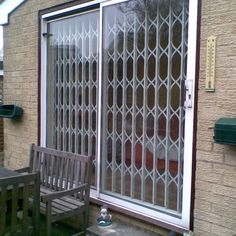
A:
[194, 0, 236, 235]
[0, 78, 3, 165]
[3, 0, 66, 169]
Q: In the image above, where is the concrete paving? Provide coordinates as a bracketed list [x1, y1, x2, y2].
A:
[86, 221, 162, 236]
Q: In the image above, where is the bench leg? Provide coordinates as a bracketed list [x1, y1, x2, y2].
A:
[46, 201, 52, 236]
[83, 207, 89, 233]
[34, 203, 40, 236]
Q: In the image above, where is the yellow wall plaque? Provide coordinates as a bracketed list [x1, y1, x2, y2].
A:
[205, 36, 216, 91]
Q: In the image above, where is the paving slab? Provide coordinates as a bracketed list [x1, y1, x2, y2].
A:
[86, 221, 162, 236]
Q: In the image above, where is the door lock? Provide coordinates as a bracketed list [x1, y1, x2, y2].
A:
[184, 80, 193, 108]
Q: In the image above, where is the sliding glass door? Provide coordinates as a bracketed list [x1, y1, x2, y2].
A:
[43, 0, 196, 228]
[101, 0, 188, 214]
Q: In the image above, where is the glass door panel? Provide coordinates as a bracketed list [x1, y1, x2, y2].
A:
[46, 10, 99, 188]
[102, 0, 188, 213]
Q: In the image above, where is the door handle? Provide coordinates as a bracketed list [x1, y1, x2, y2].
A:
[184, 80, 193, 108]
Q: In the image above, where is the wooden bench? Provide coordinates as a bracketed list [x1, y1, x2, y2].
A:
[17, 144, 92, 236]
[0, 172, 40, 236]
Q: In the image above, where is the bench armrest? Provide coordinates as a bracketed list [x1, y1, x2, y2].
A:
[41, 183, 89, 203]
[14, 166, 31, 173]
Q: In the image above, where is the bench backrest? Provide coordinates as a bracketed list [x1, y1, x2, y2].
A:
[29, 144, 92, 192]
[0, 172, 40, 236]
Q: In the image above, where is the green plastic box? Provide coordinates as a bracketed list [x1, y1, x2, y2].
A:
[214, 118, 236, 145]
[0, 105, 23, 119]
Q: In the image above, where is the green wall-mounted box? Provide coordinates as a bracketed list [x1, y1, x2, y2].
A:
[214, 118, 236, 145]
[0, 105, 23, 119]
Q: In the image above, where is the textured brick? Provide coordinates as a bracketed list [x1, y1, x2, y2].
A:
[211, 224, 236, 236]
[195, 163, 222, 184]
[194, 199, 212, 212]
[197, 150, 224, 163]
[194, 219, 211, 234]
[212, 163, 236, 176]
[224, 153, 236, 166]
[212, 184, 236, 198]
[211, 204, 236, 219]
[194, 209, 236, 229]
[195, 0, 236, 235]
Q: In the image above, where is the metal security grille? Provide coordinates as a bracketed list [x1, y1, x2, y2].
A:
[46, 11, 99, 187]
[45, 0, 190, 217]
[102, 0, 188, 213]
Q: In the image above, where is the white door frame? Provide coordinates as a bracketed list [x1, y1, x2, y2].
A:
[40, 0, 199, 230]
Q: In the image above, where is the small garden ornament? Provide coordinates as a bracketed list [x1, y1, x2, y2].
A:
[96, 205, 112, 227]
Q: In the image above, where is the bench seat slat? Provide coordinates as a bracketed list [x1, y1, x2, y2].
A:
[40, 187, 85, 207]
[41, 190, 85, 209]
[39, 197, 85, 215]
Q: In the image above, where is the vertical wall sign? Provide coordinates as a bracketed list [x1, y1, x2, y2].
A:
[205, 36, 216, 92]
